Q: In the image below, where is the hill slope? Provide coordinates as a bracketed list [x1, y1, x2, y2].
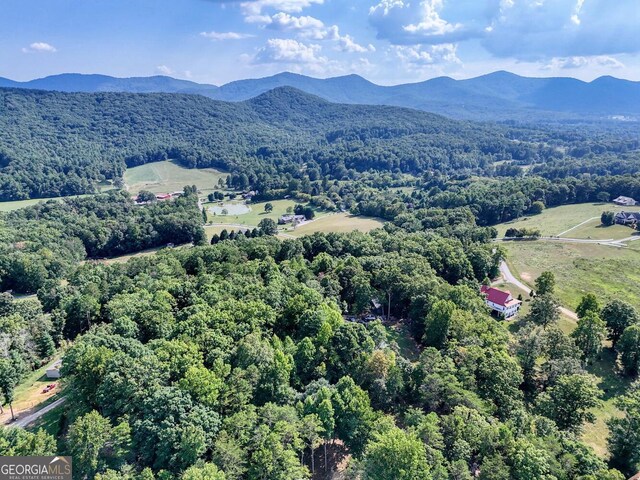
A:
[0, 86, 524, 200]
[2, 71, 639, 121]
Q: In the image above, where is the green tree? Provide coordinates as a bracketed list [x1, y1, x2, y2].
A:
[422, 300, 456, 349]
[264, 203, 274, 213]
[534, 271, 556, 295]
[536, 374, 601, 432]
[0, 357, 23, 420]
[526, 294, 560, 328]
[617, 324, 640, 376]
[258, 218, 278, 236]
[601, 300, 640, 347]
[608, 384, 640, 476]
[576, 293, 600, 319]
[67, 411, 131, 478]
[572, 311, 607, 364]
[182, 463, 226, 480]
[601, 211, 615, 226]
[362, 427, 432, 480]
[529, 201, 545, 215]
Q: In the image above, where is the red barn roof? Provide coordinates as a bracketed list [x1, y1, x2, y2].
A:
[481, 285, 519, 307]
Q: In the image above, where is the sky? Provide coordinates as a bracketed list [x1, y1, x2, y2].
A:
[2, 0, 640, 85]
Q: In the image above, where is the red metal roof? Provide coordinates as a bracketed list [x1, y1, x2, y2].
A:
[480, 285, 516, 307]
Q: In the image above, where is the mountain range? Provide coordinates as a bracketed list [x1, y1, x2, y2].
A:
[1, 71, 639, 122]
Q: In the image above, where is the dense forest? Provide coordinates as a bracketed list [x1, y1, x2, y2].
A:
[2, 227, 638, 479]
[1, 86, 639, 200]
[1, 84, 640, 479]
[0, 189, 205, 293]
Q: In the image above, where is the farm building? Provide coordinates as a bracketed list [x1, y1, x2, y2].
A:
[613, 196, 637, 206]
[46, 360, 62, 379]
[615, 211, 640, 226]
[156, 193, 172, 201]
[480, 285, 522, 318]
[278, 214, 306, 225]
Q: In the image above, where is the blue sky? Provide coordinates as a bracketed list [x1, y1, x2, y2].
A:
[2, 0, 639, 85]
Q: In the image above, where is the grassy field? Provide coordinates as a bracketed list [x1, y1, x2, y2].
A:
[287, 213, 385, 237]
[496, 202, 640, 238]
[502, 241, 640, 311]
[0, 183, 115, 212]
[501, 240, 640, 457]
[1, 359, 61, 426]
[125, 160, 227, 195]
[206, 199, 297, 226]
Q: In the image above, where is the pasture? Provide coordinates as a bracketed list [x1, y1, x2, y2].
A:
[502, 241, 640, 312]
[286, 213, 385, 237]
[206, 199, 297, 226]
[496, 202, 640, 238]
[124, 160, 227, 195]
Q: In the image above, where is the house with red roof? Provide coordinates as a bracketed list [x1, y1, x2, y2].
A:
[480, 285, 522, 318]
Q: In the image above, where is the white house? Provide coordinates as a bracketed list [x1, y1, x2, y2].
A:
[481, 285, 522, 318]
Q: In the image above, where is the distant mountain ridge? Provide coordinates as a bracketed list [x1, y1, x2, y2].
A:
[1, 71, 639, 121]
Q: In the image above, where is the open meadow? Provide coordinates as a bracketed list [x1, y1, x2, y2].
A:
[206, 198, 297, 226]
[496, 202, 640, 238]
[502, 241, 640, 311]
[124, 160, 227, 195]
[286, 213, 385, 237]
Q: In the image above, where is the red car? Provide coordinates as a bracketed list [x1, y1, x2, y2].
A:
[41, 383, 56, 394]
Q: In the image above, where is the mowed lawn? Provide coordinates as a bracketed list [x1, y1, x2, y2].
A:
[206, 199, 297, 226]
[502, 241, 640, 311]
[124, 160, 227, 195]
[287, 213, 385, 237]
[496, 202, 640, 238]
[0, 183, 115, 212]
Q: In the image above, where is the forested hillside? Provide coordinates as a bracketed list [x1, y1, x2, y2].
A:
[2, 86, 637, 201]
[0, 189, 205, 293]
[1, 227, 633, 479]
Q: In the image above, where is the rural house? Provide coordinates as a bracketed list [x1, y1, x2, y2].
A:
[278, 214, 306, 225]
[480, 285, 522, 318]
[613, 196, 637, 206]
[614, 211, 640, 226]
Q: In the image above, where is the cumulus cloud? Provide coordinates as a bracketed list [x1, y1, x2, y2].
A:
[241, 0, 323, 18]
[156, 65, 174, 75]
[260, 12, 373, 52]
[544, 55, 624, 70]
[253, 38, 327, 65]
[200, 31, 255, 40]
[369, 0, 486, 45]
[266, 12, 325, 36]
[483, 0, 640, 59]
[393, 43, 461, 67]
[22, 42, 57, 53]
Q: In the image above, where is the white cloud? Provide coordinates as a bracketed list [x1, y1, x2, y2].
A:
[254, 38, 327, 65]
[156, 65, 174, 75]
[200, 31, 255, 40]
[266, 12, 325, 35]
[369, 0, 482, 45]
[544, 55, 624, 70]
[483, 0, 640, 59]
[257, 12, 372, 53]
[337, 35, 375, 54]
[22, 42, 57, 53]
[240, 0, 324, 16]
[393, 43, 461, 67]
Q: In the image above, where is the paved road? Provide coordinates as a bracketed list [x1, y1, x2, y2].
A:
[11, 397, 66, 428]
[499, 261, 578, 322]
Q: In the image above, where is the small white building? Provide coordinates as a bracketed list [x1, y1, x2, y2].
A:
[481, 285, 522, 318]
[613, 196, 637, 206]
[46, 361, 62, 379]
